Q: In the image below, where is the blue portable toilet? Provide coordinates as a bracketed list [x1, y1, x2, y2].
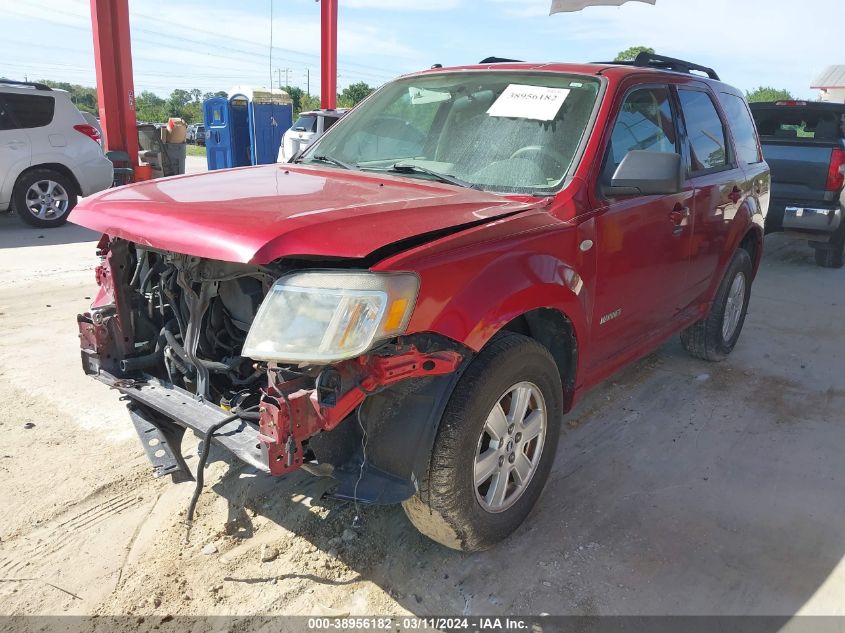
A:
[204, 96, 251, 171]
[203, 87, 293, 171]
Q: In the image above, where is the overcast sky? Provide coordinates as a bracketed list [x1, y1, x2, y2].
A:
[1, 0, 837, 99]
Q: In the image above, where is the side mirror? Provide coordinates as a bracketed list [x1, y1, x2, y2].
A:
[603, 150, 682, 196]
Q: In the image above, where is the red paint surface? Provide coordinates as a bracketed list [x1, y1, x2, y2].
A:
[71, 163, 541, 264]
[75, 63, 769, 411]
[89, 0, 138, 168]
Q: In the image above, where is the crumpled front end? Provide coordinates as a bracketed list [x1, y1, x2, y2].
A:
[78, 236, 465, 502]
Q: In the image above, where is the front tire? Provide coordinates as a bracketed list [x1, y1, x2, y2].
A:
[13, 169, 77, 228]
[681, 248, 753, 362]
[403, 332, 562, 552]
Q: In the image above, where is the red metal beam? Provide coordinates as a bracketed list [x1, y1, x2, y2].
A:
[320, 0, 338, 110]
[90, 0, 138, 168]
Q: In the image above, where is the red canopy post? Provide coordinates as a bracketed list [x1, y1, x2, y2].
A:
[90, 0, 138, 168]
[320, 0, 338, 110]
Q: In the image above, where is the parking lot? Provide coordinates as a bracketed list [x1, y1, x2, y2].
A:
[0, 212, 843, 619]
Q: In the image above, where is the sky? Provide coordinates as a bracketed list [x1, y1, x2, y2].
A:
[0, 0, 838, 99]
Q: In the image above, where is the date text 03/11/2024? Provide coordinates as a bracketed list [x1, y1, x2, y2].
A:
[306, 616, 531, 631]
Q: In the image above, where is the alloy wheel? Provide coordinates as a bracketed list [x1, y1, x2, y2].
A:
[25, 180, 70, 220]
[474, 381, 547, 513]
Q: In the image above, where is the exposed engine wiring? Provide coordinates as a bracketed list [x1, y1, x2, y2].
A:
[183, 404, 257, 542]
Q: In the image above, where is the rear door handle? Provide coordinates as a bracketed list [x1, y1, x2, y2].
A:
[5, 140, 26, 149]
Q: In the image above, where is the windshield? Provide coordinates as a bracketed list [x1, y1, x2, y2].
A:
[293, 115, 318, 133]
[300, 72, 601, 194]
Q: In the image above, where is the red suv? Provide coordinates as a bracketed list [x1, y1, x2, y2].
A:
[72, 53, 769, 552]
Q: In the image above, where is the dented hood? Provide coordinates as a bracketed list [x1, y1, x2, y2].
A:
[70, 164, 538, 264]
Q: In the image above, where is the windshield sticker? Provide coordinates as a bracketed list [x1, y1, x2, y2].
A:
[409, 87, 451, 105]
[487, 85, 571, 121]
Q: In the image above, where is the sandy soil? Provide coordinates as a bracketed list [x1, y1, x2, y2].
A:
[1, 211, 844, 629]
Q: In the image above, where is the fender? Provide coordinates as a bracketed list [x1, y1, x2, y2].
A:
[375, 215, 592, 380]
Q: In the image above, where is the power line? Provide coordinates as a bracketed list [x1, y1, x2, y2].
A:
[7, 3, 407, 82]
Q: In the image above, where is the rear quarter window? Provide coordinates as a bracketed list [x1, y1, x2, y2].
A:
[720, 93, 762, 164]
[2, 93, 55, 128]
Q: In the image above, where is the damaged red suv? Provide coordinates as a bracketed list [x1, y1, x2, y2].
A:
[73, 54, 769, 551]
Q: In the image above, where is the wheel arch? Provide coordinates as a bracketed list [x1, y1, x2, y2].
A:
[500, 308, 578, 411]
[15, 163, 83, 197]
[739, 225, 764, 278]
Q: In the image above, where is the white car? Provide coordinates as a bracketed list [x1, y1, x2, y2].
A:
[278, 109, 349, 162]
[0, 80, 114, 228]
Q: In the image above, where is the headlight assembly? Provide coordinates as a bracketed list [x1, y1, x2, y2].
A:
[242, 271, 419, 364]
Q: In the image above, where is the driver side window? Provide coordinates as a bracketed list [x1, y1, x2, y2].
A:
[602, 86, 678, 185]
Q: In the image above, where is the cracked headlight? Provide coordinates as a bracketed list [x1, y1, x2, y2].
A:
[242, 271, 419, 363]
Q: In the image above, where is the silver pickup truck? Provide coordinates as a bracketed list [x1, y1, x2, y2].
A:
[750, 101, 845, 268]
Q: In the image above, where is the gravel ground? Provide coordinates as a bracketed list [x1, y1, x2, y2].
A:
[0, 209, 843, 625]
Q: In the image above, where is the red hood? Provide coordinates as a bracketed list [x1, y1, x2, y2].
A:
[70, 164, 540, 264]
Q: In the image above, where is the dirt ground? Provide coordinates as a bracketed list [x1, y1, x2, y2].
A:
[0, 210, 844, 626]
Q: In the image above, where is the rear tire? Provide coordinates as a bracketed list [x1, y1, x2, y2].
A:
[813, 223, 845, 269]
[681, 248, 753, 362]
[403, 332, 562, 552]
[13, 169, 77, 228]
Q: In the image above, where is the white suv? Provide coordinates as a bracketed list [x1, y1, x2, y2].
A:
[0, 81, 114, 228]
[278, 109, 348, 162]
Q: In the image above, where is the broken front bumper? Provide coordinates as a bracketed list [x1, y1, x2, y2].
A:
[94, 371, 269, 477]
[81, 326, 463, 490]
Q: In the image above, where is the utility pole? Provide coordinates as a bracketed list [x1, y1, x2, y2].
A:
[275, 68, 292, 89]
[306, 69, 310, 97]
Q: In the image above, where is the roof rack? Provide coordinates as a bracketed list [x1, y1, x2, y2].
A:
[595, 52, 720, 81]
[479, 57, 524, 64]
[0, 79, 52, 91]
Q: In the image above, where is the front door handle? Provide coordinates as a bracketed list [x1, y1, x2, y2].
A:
[669, 205, 690, 225]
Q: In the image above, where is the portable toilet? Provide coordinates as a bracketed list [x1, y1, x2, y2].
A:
[203, 87, 293, 171]
[241, 86, 294, 165]
[203, 96, 250, 170]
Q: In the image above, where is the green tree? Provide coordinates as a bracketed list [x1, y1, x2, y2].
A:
[135, 90, 168, 123]
[167, 88, 193, 114]
[283, 85, 305, 116]
[614, 46, 655, 62]
[298, 94, 321, 114]
[39, 80, 98, 113]
[339, 81, 374, 107]
[746, 86, 794, 103]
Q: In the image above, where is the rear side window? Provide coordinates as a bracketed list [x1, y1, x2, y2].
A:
[2, 93, 55, 128]
[323, 115, 340, 131]
[602, 86, 678, 183]
[678, 89, 728, 173]
[0, 98, 16, 130]
[720, 93, 762, 164]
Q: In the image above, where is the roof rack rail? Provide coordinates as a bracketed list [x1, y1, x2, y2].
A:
[595, 52, 720, 81]
[634, 52, 720, 80]
[479, 57, 524, 64]
[0, 79, 52, 91]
